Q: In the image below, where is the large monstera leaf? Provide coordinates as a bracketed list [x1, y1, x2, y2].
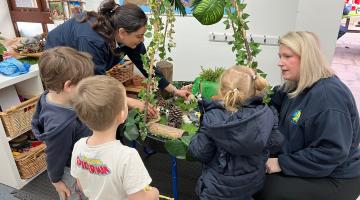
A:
[192, 0, 225, 25]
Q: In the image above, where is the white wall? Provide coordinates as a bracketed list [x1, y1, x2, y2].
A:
[295, 0, 344, 61]
[0, 0, 16, 38]
[1, 0, 343, 85]
[168, 0, 343, 84]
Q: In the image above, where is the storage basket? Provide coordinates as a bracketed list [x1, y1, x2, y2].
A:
[0, 96, 39, 139]
[14, 143, 46, 179]
[106, 61, 134, 83]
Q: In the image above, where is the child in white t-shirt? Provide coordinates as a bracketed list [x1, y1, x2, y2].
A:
[71, 75, 159, 200]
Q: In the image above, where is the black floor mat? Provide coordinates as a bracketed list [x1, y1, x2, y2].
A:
[139, 147, 201, 200]
[11, 171, 58, 200]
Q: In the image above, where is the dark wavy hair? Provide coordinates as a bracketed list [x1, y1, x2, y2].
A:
[80, 0, 147, 52]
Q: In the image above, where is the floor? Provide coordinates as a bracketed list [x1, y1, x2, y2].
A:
[332, 32, 360, 113]
[0, 32, 359, 199]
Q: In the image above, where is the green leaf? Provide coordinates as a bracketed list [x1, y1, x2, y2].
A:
[168, 0, 187, 16]
[193, 0, 225, 25]
[242, 13, 250, 20]
[159, 52, 166, 60]
[145, 32, 153, 38]
[124, 125, 139, 141]
[167, 57, 173, 61]
[180, 124, 198, 135]
[165, 139, 187, 159]
[146, 24, 152, 31]
[0, 43, 6, 55]
[239, 3, 247, 10]
[180, 135, 192, 146]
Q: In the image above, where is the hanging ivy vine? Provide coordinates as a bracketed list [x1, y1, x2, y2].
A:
[124, 0, 178, 141]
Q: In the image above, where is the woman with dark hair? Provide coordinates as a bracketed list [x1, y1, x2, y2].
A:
[45, 0, 190, 113]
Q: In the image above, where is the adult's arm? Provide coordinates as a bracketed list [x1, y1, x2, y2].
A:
[124, 43, 170, 89]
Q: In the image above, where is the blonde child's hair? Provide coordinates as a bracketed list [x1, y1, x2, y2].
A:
[38, 47, 94, 93]
[72, 75, 127, 131]
[279, 31, 334, 98]
[219, 65, 268, 112]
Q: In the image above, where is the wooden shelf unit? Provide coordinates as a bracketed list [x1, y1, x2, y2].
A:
[0, 64, 44, 189]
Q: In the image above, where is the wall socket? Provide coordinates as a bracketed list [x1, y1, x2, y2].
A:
[209, 32, 279, 46]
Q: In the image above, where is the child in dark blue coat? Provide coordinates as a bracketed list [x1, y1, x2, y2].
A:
[32, 47, 93, 200]
[189, 65, 282, 200]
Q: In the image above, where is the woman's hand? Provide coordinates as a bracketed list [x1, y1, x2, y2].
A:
[127, 97, 158, 117]
[174, 88, 191, 99]
[266, 158, 282, 174]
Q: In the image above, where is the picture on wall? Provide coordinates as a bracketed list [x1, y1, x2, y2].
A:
[68, 1, 84, 17]
[48, 0, 65, 20]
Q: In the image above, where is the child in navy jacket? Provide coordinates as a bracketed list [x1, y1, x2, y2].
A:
[32, 47, 93, 200]
[189, 65, 282, 200]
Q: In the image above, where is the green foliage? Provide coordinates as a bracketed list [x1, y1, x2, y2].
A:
[126, 0, 177, 140]
[0, 43, 6, 55]
[174, 97, 198, 111]
[124, 109, 150, 141]
[192, 0, 225, 25]
[180, 123, 198, 135]
[262, 86, 274, 104]
[18, 57, 38, 65]
[199, 66, 225, 82]
[167, 0, 187, 16]
[165, 138, 188, 159]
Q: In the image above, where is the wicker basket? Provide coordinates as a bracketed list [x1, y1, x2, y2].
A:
[106, 61, 134, 83]
[0, 96, 39, 138]
[14, 143, 46, 179]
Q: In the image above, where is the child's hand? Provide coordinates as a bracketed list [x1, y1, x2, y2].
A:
[129, 185, 159, 200]
[52, 181, 71, 200]
[266, 158, 282, 174]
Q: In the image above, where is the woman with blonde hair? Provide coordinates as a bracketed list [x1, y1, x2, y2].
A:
[254, 31, 360, 200]
[189, 65, 282, 200]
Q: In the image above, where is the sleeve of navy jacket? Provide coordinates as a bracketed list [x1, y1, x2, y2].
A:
[124, 43, 170, 89]
[188, 125, 216, 163]
[32, 93, 91, 183]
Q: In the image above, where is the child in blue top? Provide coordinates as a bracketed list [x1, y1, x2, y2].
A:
[32, 47, 94, 200]
[189, 65, 282, 200]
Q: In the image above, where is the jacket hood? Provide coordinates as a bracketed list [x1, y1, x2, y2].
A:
[32, 92, 77, 141]
[199, 97, 275, 156]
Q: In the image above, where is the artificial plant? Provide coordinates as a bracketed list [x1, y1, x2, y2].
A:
[124, 0, 187, 147]
[192, 66, 225, 100]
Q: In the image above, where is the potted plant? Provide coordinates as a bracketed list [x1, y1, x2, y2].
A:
[192, 66, 224, 100]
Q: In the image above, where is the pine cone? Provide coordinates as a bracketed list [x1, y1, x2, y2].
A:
[157, 97, 167, 108]
[168, 107, 183, 128]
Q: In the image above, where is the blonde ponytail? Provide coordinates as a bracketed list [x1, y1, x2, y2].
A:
[222, 88, 246, 112]
[220, 65, 268, 112]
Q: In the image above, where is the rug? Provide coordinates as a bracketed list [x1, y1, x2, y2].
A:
[11, 171, 58, 200]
